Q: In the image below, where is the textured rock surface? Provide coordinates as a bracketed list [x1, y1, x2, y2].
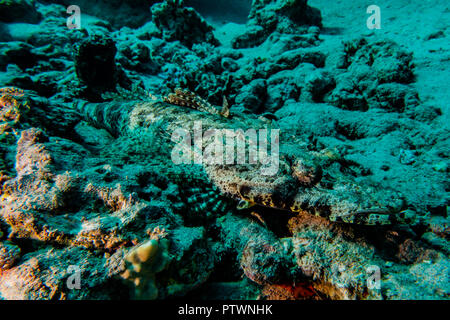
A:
[0, 0, 448, 301]
[151, 0, 219, 48]
[233, 0, 322, 49]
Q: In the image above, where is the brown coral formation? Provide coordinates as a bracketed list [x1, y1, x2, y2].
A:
[0, 241, 20, 272]
[0, 125, 218, 299]
[0, 87, 29, 139]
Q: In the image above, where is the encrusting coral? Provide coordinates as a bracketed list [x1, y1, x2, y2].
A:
[0, 241, 20, 272]
[0, 87, 29, 141]
[151, 0, 219, 48]
[233, 0, 322, 49]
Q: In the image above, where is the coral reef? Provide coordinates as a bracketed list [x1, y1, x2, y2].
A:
[0, 126, 218, 299]
[76, 96, 417, 226]
[151, 0, 219, 48]
[0, 87, 28, 141]
[326, 38, 417, 111]
[233, 0, 322, 49]
[0, 0, 448, 301]
[0, 241, 20, 271]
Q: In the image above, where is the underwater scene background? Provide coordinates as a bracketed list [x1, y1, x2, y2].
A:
[0, 0, 448, 300]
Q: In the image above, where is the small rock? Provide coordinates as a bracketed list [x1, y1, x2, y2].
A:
[399, 149, 416, 165]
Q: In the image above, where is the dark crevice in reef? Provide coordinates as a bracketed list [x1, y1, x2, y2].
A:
[335, 122, 366, 141]
[337, 159, 372, 177]
[247, 206, 295, 239]
[207, 251, 243, 283]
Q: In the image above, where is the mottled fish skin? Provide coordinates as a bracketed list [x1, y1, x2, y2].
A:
[76, 98, 411, 226]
